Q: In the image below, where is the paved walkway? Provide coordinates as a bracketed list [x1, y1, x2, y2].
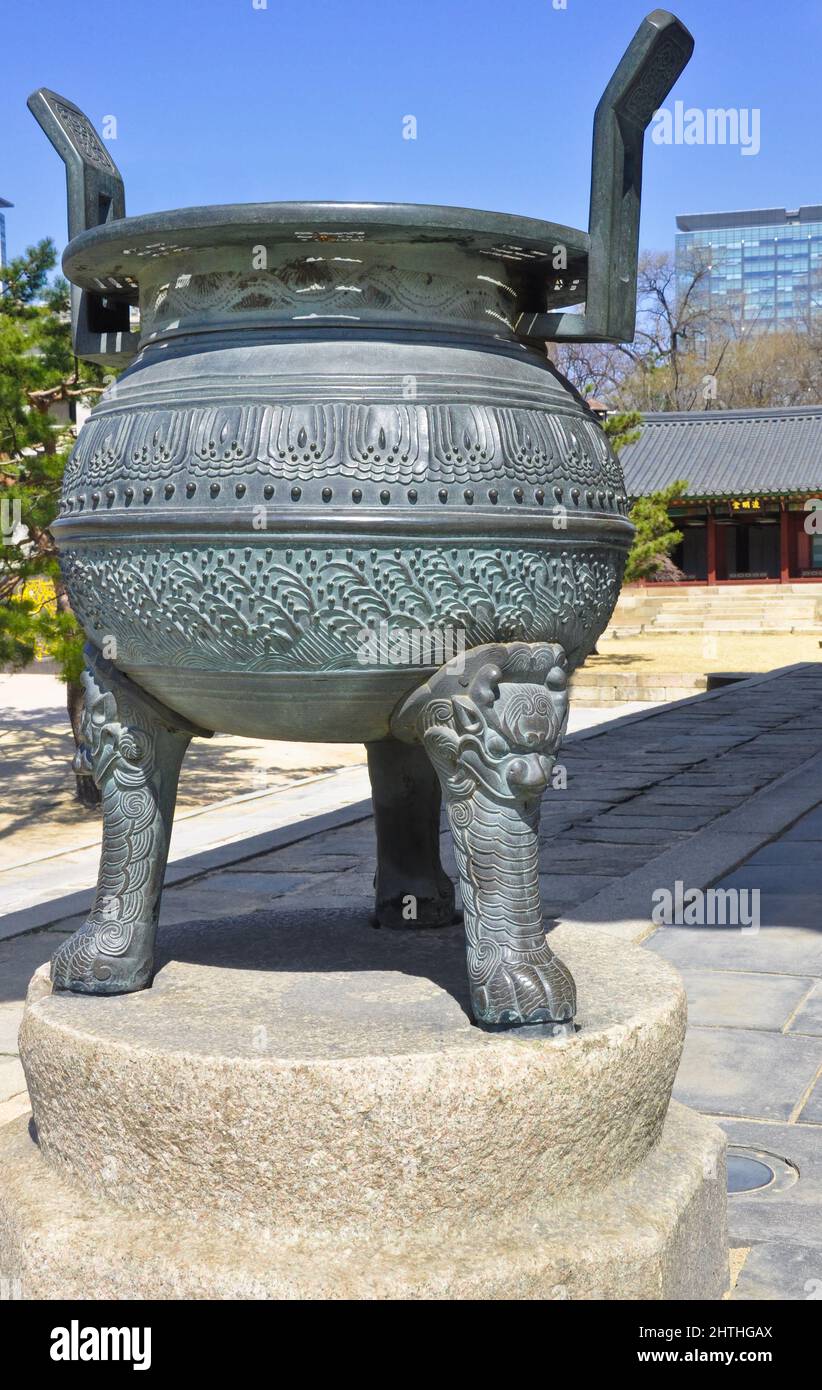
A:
[0, 671, 653, 923]
[651, 805, 822, 1302]
[2, 663, 822, 1298]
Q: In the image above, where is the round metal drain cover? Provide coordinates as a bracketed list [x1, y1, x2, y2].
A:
[727, 1155, 773, 1193]
[727, 1146, 798, 1195]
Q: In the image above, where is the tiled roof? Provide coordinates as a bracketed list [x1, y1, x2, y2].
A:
[618, 406, 822, 500]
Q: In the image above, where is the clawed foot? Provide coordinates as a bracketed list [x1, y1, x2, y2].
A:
[472, 946, 576, 1033]
[50, 921, 155, 995]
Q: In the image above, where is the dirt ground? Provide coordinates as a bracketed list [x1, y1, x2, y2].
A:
[0, 673, 367, 867]
[589, 630, 822, 675]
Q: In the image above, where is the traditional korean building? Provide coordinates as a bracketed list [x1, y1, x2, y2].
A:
[618, 405, 822, 583]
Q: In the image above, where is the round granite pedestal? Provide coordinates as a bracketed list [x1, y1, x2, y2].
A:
[0, 912, 728, 1299]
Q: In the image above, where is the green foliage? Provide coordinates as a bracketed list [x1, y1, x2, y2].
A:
[0, 589, 37, 669]
[32, 605, 87, 683]
[1, 239, 102, 682]
[0, 239, 58, 316]
[603, 409, 642, 455]
[624, 479, 687, 583]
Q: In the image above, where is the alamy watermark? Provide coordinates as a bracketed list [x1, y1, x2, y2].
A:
[50, 1321, 151, 1371]
[1, 497, 22, 543]
[651, 880, 760, 932]
[356, 622, 466, 672]
[652, 101, 760, 157]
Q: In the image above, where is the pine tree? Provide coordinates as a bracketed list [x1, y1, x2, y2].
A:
[624, 480, 687, 582]
[1, 239, 105, 804]
[601, 409, 686, 583]
[603, 409, 642, 456]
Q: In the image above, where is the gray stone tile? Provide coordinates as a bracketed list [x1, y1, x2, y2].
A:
[753, 895, 821, 930]
[300, 874, 373, 898]
[718, 775, 822, 836]
[158, 888, 283, 926]
[0, 1001, 23, 1054]
[0, 1056, 26, 1103]
[744, 841, 822, 868]
[633, 790, 743, 809]
[232, 851, 362, 874]
[657, 890, 821, 929]
[565, 825, 691, 845]
[798, 1076, 822, 1124]
[721, 864, 822, 893]
[720, 1119, 822, 1250]
[34, 913, 87, 934]
[667, 777, 771, 790]
[569, 832, 766, 934]
[538, 848, 648, 874]
[674, 1027, 822, 1121]
[594, 810, 713, 829]
[194, 871, 319, 897]
[0, 930, 71, 1004]
[648, 924, 822, 977]
[732, 1242, 822, 1300]
[788, 983, 822, 1038]
[782, 807, 822, 840]
[302, 828, 376, 855]
[538, 873, 615, 904]
[680, 969, 815, 1032]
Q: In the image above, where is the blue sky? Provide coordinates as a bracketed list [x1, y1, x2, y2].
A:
[3, 0, 820, 265]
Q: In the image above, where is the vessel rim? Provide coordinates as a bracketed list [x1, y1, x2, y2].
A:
[63, 201, 590, 287]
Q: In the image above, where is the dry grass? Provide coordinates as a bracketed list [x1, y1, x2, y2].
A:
[589, 631, 822, 675]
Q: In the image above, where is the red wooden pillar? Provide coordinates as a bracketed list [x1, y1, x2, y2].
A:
[797, 503, 811, 572]
[779, 499, 790, 583]
[706, 506, 717, 585]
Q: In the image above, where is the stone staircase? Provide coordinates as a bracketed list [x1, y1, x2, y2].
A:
[570, 669, 707, 705]
[603, 584, 822, 637]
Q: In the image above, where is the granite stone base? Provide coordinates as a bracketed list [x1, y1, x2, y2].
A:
[1, 913, 729, 1299]
[0, 1100, 725, 1300]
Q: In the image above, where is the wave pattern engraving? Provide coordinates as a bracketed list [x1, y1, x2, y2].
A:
[61, 542, 624, 674]
[143, 263, 518, 337]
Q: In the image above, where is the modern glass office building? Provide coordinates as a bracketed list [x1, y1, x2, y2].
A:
[0, 197, 12, 269]
[675, 206, 822, 331]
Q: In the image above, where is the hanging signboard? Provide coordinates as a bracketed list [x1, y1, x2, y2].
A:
[729, 498, 763, 512]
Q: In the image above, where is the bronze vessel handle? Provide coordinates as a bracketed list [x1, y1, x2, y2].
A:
[518, 8, 694, 346]
[27, 87, 139, 367]
[29, 10, 693, 359]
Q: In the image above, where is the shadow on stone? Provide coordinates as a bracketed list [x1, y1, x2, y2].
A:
[153, 905, 476, 1022]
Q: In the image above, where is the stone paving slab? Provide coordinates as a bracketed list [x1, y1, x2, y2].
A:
[799, 1083, 822, 1123]
[0, 800, 376, 942]
[732, 1241, 822, 1301]
[674, 1026, 822, 1122]
[781, 807, 822, 839]
[788, 983, 822, 1037]
[650, 924, 822, 977]
[0, 764, 373, 927]
[0, 1002, 25, 1054]
[741, 895, 820, 929]
[721, 1120, 822, 1254]
[679, 968, 815, 1033]
[721, 864, 822, 893]
[0, 930, 72, 1003]
[744, 841, 822, 866]
[0, 1057, 25, 1098]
